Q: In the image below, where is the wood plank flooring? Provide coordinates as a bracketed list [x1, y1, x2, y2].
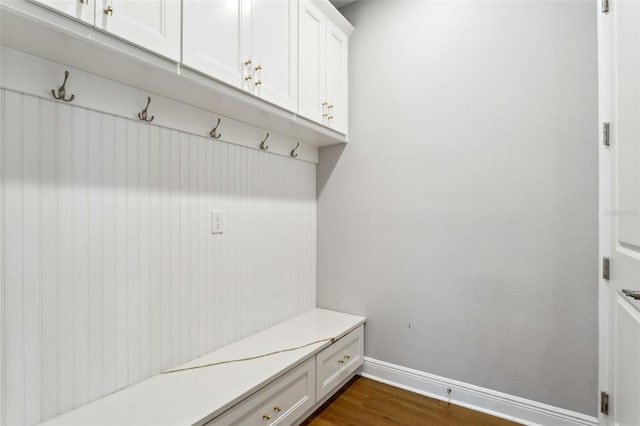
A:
[301, 376, 521, 426]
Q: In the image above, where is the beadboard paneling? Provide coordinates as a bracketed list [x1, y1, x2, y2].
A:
[0, 89, 317, 426]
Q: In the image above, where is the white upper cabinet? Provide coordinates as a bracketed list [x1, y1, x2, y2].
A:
[96, 0, 181, 61]
[31, 0, 95, 24]
[27, 0, 351, 139]
[325, 20, 347, 134]
[182, 0, 243, 88]
[183, 0, 298, 112]
[298, 0, 350, 135]
[247, 0, 298, 111]
[298, 1, 326, 127]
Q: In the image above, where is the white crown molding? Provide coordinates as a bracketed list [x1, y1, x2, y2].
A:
[359, 357, 597, 426]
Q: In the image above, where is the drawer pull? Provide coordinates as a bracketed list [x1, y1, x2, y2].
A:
[262, 414, 271, 420]
[273, 406, 282, 412]
[338, 359, 345, 364]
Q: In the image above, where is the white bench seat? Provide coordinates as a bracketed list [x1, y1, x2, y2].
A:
[39, 309, 366, 426]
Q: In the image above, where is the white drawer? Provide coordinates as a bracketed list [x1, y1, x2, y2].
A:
[207, 358, 315, 426]
[315, 325, 364, 400]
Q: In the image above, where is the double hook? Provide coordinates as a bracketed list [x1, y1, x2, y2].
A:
[138, 96, 154, 122]
[209, 118, 222, 139]
[259, 133, 269, 151]
[290, 142, 300, 158]
[51, 70, 75, 102]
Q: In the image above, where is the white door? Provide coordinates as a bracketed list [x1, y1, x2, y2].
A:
[182, 0, 244, 88]
[298, 1, 326, 126]
[248, 0, 297, 111]
[600, 0, 640, 424]
[32, 0, 95, 24]
[96, 0, 181, 61]
[325, 20, 347, 134]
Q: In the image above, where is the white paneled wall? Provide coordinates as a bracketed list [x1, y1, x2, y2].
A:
[0, 89, 317, 426]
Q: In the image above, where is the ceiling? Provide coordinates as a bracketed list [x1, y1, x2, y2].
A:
[329, 0, 358, 9]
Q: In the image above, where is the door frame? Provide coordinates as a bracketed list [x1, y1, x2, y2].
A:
[597, 0, 611, 423]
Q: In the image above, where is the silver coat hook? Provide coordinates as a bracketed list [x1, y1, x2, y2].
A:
[51, 70, 75, 102]
[209, 118, 222, 139]
[138, 96, 154, 122]
[290, 142, 300, 158]
[259, 132, 269, 150]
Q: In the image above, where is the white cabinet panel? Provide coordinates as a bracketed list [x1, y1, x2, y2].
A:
[249, 0, 298, 111]
[182, 0, 243, 88]
[31, 0, 95, 24]
[298, 1, 326, 126]
[298, 1, 349, 135]
[325, 20, 347, 134]
[207, 358, 316, 426]
[183, 0, 297, 112]
[96, 0, 181, 61]
[315, 325, 364, 400]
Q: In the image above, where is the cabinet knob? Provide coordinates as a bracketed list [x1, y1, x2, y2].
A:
[322, 113, 328, 117]
[338, 359, 345, 364]
[79, 0, 88, 4]
[328, 104, 334, 109]
[262, 414, 271, 420]
[344, 355, 350, 360]
[255, 65, 262, 71]
[273, 406, 282, 412]
[245, 76, 252, 81]
[255, 81, 262, 86]
[244, 59, 253, 66]
[328, 116, 334, 120]
[103, 5, 113, 15]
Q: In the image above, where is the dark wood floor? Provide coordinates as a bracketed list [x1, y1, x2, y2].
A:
[301, 376, 521, 426]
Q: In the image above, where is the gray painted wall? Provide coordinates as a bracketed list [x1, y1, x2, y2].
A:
[317, 0, 598, 416]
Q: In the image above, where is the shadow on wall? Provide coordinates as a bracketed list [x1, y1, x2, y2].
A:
[317, 144, 346, 197]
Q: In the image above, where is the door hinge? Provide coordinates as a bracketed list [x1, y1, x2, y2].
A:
[600, 391, 609, 415]
[601, 0, 609, 13]
[603, 257, 610, 281]
[603, 122, 610, 146]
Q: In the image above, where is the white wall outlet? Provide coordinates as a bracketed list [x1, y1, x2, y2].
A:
[211, 210, 224, 234]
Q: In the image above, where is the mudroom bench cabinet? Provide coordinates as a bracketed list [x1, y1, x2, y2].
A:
[39, 309, 366, 426]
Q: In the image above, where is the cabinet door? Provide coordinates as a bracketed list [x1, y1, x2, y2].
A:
[316, 326, 364, 400]
[182, 0, 243, 88]
[248, 0, 298, 112]
[32, 0, 95, 24]
[96, 0, 181, 61]
[207, 358, 315, 426]
[298, 1, 326, 125]
[325, 20, 348, 134]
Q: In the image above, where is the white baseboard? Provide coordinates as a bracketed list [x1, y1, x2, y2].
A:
[358, 357, 597, 426]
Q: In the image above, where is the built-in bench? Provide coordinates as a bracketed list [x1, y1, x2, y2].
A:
[39, 309, 366, 426]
